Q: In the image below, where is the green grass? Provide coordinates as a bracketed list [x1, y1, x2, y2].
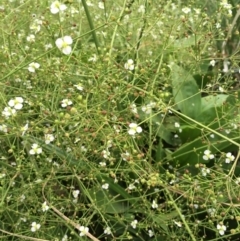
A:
[0, 0, 240, 240]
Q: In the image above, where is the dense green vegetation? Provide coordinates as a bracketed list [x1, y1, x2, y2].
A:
[0, 0, 239, 240]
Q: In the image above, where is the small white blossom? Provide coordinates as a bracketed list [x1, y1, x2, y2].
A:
[174, 122, 180, 128]
[61, 99, 72, 107]
[203, 150, 214, 160]
[104, 227, 111, 235]
[217, 223, 226, 235]
[30, 19, 42, 33]
[138, 5, 145, 13]
[72, 190, 80, 199]
[42, 201, 50, 212]
[99, 162, 106, 167]
[45, 134, 55, 144]
[31, 222, 41, 232]
[148, 229, 154, 237]
[0, 173, 6, 179]
[29, 143, 42, 155]
[98, 2, 104, 9]
[130, 103, 138, 114]
[124, 59, 134, 70]
[102, 183, 109, 190]
[128, 123, 142, 136]
[182, 7, 191, 14]
[2, 107, 16, 118]
[121, 151, 130, 161]
[210, 59, 216, 66]
[28, 62, 40, 73]
[26, 34, 35, 42]
[225, 152, 235, 163]
[88, 54, 97, 62]
[128, 183, 136, 190]
[207, 208, 216, 217]
[62, 234, 68, 241]
[8, 97, 24, 110]
[21, 122, 29, 136]
[55, 36, 73, 55]
[201, 168, 210, 176]
[0, 124, 8, 133]
[74, 83, 84, 91]
[174, 220, 182, 227]
[102, 150, 110, 159]
[50, 1, 67, 14]
[130, 219, 138, 229]
[79, 226, 89, 236]
[152, 200, 158, 209]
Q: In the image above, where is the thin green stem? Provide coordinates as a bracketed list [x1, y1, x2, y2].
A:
[165, 188, 197, 241]
[81, 0, 100, 54]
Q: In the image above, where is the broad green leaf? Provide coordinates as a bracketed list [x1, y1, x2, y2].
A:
[88, 188, 129, 214]
[198, 94, 235, 124]
[172, 134, 240, 166]
[171, 64, 201, 119]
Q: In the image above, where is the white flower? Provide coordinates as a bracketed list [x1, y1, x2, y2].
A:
[99, 162, 106, 167]
[130, 103, 138, 114]
[45, 134, 55, 144]
[130, 220, 138, 229]
[138, 5, 145, 13]
[0, 124, 8, 133]
[225, 152, 235, 163]
[152, 200, 158, 209]
[26, 34, 35, 42]
[42, 201, 50, 212]
[203, 150, 214, 160]
[98, 2, 104, 9]
[174, 220, 182, 227]
[21, 122, 29, 136]
[88, 54, 97, 62]
[148, 229, 154, 237]
[8, 97, 24, 110]
[121, 151, 130, 161]
[55, 36, 73, 55]
[174, 122, 180, 128]
[217, 223, 226, 235]
[79, 226, 89, 236]
[74, 83, 84, 91]
[128, 123, 142, 136]
[182, 7, 191, 14]
[102, 150, 110, 159]
[31, 222, 41, 232]
[29, 143, 42, 155]
[61, 99, 72, 107]
[2, 107, 16, 118]
[30, 19, 42, 33]
[62, 234, 68, 241]
[50, 1, 67, 14]
[207, 208, 216, 217]
[201, 167, 210, 176]
[0, 173, 6, 178]
[102, 183, 109, 190]
[104, 227, 111, 235]
[45, 43, 53, 50]
[28, 62, 40, 72]
[124, 59, 134, 70]
[72, 190, 80, 199]
[128, 183, 136, 190]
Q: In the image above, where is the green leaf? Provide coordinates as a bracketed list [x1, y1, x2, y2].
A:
[88, 188, 130, 214]
[171, 64, 201, 119]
